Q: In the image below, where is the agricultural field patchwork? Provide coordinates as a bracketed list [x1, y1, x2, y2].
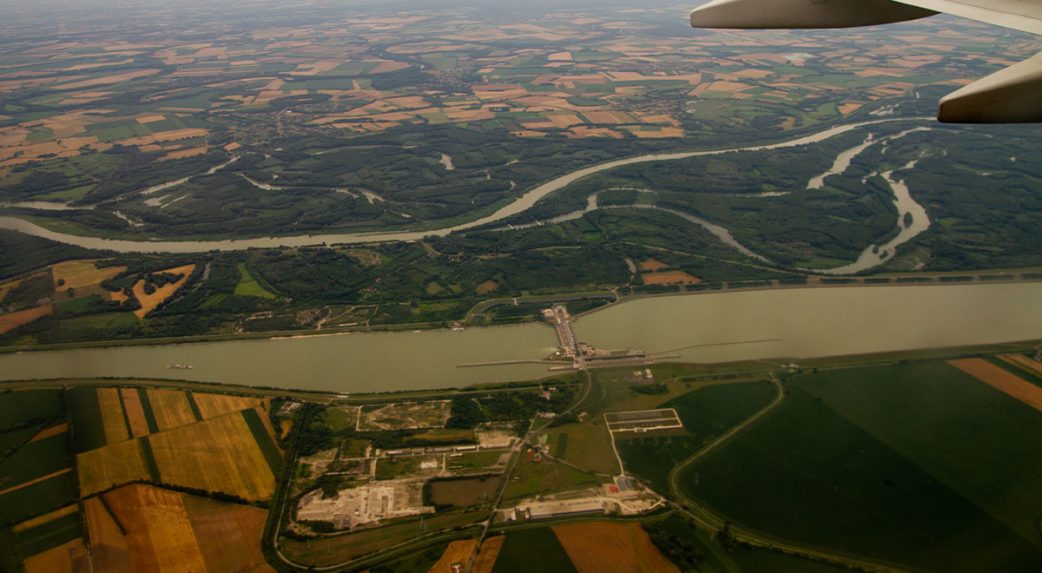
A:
[681, 361, 1042, 572]
[1, 384, 284, 572]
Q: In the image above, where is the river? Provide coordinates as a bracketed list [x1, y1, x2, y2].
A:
[0, 324, 558, 392]
[0, 283, 1038, 392]
[0, 118, 926, 254]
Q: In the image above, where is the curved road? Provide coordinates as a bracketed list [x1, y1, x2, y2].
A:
[666, 375, 914, 573]
[0, 118, 926, 254]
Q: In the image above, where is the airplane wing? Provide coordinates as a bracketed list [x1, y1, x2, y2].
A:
[689, 0, 1042, 123]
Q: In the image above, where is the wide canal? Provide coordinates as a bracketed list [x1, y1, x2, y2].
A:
[0, 282, 1039, 392]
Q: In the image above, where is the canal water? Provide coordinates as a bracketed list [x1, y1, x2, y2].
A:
[577, 283, 1042, 364]
[0, 283, 1039, 392]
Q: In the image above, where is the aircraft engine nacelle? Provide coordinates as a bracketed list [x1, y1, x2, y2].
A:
[689, 0, 937, 29]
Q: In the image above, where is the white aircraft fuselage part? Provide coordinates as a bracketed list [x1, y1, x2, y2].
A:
[689, 0, 1042, 123]
[689, 0, 936, 29]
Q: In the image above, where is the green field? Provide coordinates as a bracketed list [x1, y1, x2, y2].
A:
[615, 380, 777, 494]
[0, 390, 64, 432]
[280, 510, 485, 567]
[241, 408, 283, 474]
[66, 386, 106, 452]
[492, 527, 577, 573]
[12, 510, 82, 558]
[234, 263, 278, 299]
[0, 433, 72, 488]
[682, 362, 1042, 572]
[501, 457, 603, 502]
[0, 472, 77, 526]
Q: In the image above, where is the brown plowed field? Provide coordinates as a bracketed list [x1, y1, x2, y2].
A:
[552, 521, 680, 573]
[0, 305, 52, 335]
[471, 535, 505, 573]
[23, 539, 89, 573]
[949, 358, 1042, 412]
[83, 496, 131, 573]
[182, 494, 275, 572]
[103, 484, 208, 573]
[642, 270, 700, 286]
[638, 259, 668, 272]
[146, 389, 198, 431]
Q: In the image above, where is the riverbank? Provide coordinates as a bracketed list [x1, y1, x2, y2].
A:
[0, 281, 1038, 392]
[2, 272, 1039, 356]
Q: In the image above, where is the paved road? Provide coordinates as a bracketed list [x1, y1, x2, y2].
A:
[666, 375, 915, 573]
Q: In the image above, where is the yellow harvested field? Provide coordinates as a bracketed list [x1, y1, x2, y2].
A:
[29, 422, 69, 443]
[553, 522, 679, 573]
[52, 260, 125, 292]
[105, 484, 208, 573]
[83, 497, 131, 573]
[0, 305, 52, 335]
[55, 69, 160, 90]
[131, 264, 196, 318]
[548, 51, 573, 62]
[642, 271, 701, 286]
[98, 387, 130, 444]
[429, 539, 477, 572]
[148, 412, 275, 501]
[182, 494, 276, 573]
[476, 280, 499, 295]
[1001, 354, 1042, 377]
[582, 111, 633, 124]
[838, 102, 863, 115]
[949, 358, 1042, 413]
[136, 114, 167, 124]
[146, 389, 198, 431]
[13, 504, 78, 533]
[471, 535, 505, 573]
[122, 128, 208, 147]
[626, 126, 684, 139]
[548, 113, 584, 128]
[192, 393, 263, 419]
[566, 127, 622, 139]
[638, 259, 669, 272]
[78, 439, 151, 496]
[159, 145, 208, 161]
[120, 388, 151, 438]
[23, 539, 89, 573]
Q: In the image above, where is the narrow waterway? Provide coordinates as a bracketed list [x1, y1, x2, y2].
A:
[0, 118, 927, 254]
[816, 159, 931, 275]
